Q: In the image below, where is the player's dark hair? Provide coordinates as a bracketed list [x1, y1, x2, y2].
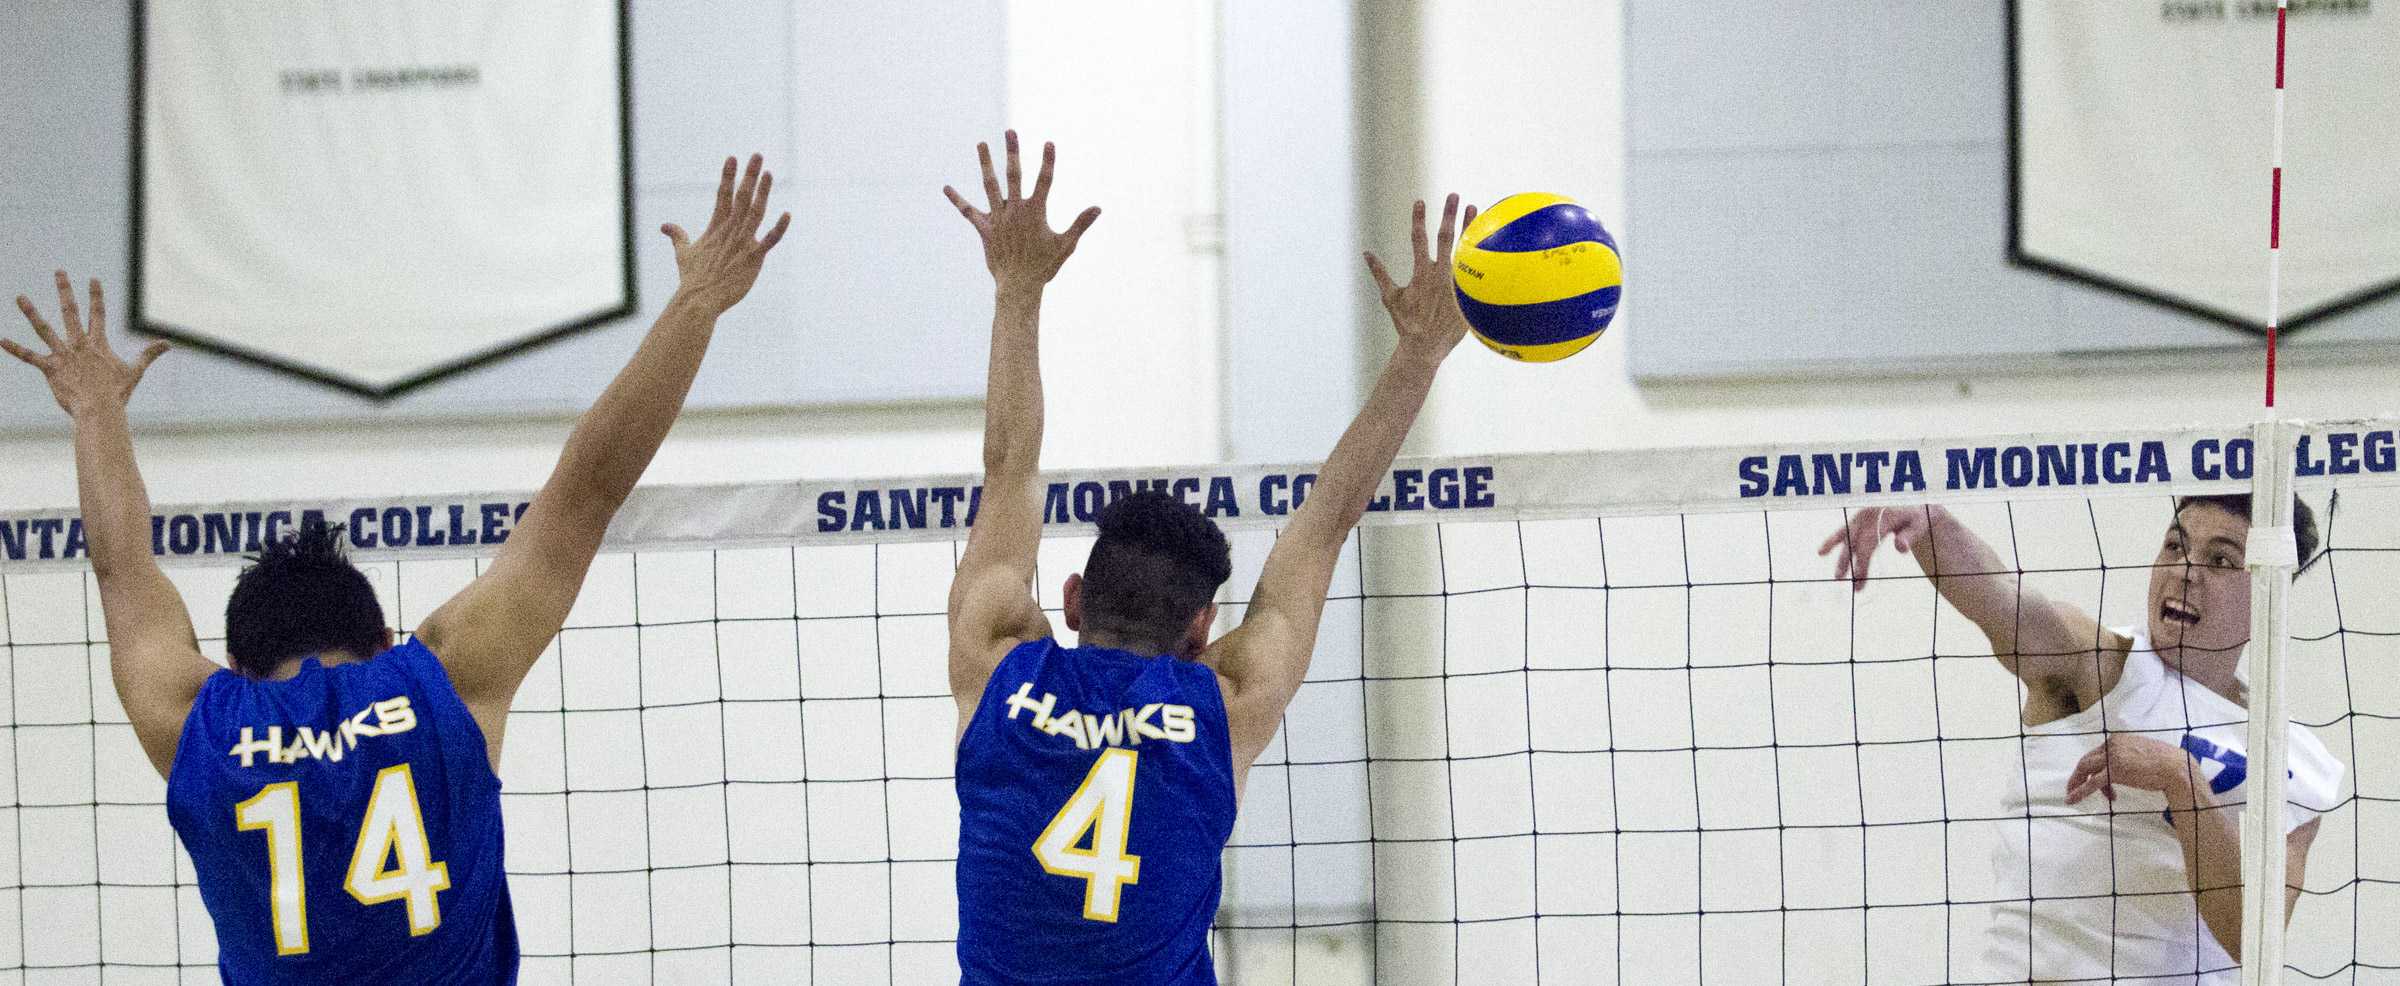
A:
[1079, 490, 1233, 654]
[225, 520, 387, 676]
[2173, 494, 2321, 572]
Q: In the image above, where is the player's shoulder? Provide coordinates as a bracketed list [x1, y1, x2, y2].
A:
[375, 634, 477, 690]
[1197, 627, 1273, 703]
[2286, 714, 2343, 790]
[380, 635, 443, 670]
[2095, 625, 2136, 654]
[960, 636, 1059, 711]
[2024, 625, 2139, 723]
[988, 635, 1060, 679]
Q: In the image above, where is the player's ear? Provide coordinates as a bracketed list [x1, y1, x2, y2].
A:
[1180, 603, 1217, 659]
[1061, 573, 1084, 633]
[379, 627, 396, 653]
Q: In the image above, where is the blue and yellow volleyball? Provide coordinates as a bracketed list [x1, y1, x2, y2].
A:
[1451, 193, 1621, 362]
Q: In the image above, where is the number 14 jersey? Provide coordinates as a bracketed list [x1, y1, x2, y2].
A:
[166, 640, 514, 983]
[955, 638, 1238, 985]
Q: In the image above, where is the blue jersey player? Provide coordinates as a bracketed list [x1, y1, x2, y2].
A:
[940, 132, 1475, 984]
[3, 154, 790, 982]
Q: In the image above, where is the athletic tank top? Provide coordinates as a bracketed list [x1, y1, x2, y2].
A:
[1982, 630, 2343, 985]
[954, 638, 1238, 985]
[166, 639, 515, 983]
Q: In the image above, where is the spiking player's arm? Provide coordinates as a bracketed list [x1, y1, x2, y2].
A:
[1820, 506, 2116, 705]
[2065, 735, 2321, 957]
[415, 154, 789, 760]
[1206, 196, 1474, 772]
[6, 273, 206, 779]
[943, 132, 1100, 729]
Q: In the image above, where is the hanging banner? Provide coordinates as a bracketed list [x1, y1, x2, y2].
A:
[133, 1, 632, 397]
[2010, 0, 2400, 333]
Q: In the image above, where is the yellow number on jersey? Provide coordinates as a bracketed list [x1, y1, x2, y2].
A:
[234, 782, 309, 955]
[234, 763, 451, 955]
[1032, 747, 1142, 922]
[346, 764, 452, 935]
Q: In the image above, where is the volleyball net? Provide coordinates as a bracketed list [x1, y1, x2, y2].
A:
[0, 420, 2391, 984]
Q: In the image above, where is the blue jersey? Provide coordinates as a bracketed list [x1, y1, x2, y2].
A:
[955, 638, 1238, 985]
[166, 639, 515, 984]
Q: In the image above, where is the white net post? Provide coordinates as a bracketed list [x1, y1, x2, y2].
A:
[2241, 418, 2298, 986]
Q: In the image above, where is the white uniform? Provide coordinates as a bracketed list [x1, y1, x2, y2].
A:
[1982, 630, 2344, 985]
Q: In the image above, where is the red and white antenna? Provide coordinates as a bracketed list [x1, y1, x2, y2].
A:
[2266, 0, 2288, 407]
[2243, 13, 2298, 985]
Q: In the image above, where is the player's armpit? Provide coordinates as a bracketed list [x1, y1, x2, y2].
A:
[1207, 548, 1340, 770]
[2284, 816, 2321, 922]
[413, 495, 610, 750]
[946, 563, 1052, 694]
[101, 572, 218, 778]
[89, 498, 219, 780]
[2000, 594, 2125, 716]
[948, 469, 1050, 715]
[1205, 609, 1314, 771]
[1206, 467, 1376, 771]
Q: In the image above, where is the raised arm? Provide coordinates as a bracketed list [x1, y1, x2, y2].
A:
[6, 273, 207, 778]
[942, 132, 1100, 726]
[1205, 196, 1472, 770]
[413, 154, 788, 756]
[1821, 505, 2117, 704]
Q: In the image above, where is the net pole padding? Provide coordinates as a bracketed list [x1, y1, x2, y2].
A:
[2240, 418, 2298, 986]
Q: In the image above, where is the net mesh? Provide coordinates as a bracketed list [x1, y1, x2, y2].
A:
[0, 474, 2391, 984]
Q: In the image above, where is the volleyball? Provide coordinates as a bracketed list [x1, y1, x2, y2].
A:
[1450, 192, 1622, 362]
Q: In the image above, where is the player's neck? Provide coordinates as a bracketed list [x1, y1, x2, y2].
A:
[248, 649, 372, 681]
[2164, 649, 2248, 707]
[1079, 629, 1187, 661]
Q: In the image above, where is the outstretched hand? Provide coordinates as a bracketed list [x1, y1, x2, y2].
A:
[4, 272, 168, 418]
[945, 131, 1101, 294]
[1365, 194, 1477, 363]
[662, 153, 791, 314]
[1818, 506, 1934, 592]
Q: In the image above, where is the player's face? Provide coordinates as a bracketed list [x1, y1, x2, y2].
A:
[2146, 503, 2251, 682]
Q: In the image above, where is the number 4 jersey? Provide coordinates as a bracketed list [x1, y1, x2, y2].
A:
[955, 638, 1238, 985]
[166, 639, 514, 983]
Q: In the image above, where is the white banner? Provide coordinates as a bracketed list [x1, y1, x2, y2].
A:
[2013, 0, 2400, 328]
[135, 1, 630, 395]
[10, 419, 2400, 570]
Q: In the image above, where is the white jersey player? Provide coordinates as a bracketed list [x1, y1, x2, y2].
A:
[1824, 495, 2345, 984]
